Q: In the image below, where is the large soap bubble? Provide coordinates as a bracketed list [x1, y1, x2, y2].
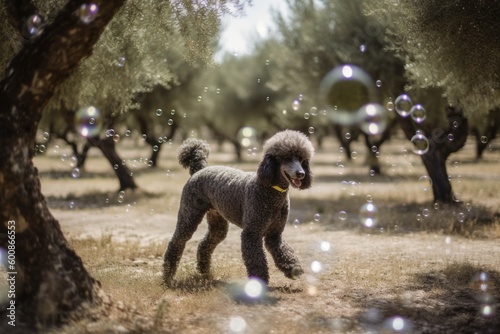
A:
[357, 103, 389, 135]
[75, 106, 102, 138]
[320, 65, 376, 126]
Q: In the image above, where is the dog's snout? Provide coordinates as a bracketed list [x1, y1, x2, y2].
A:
[296, 170, 305, 179]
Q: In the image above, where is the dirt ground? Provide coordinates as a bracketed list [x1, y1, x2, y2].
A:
[21, 134, 500, 332]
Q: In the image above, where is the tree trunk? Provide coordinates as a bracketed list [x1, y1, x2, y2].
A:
[399, 105, 468, 204]
[89, 136, 138, 191]
[0, 0, 125, 327]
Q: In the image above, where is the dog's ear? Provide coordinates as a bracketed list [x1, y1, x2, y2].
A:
[299, 160, 313, 190]
[257, 154, 279, 185]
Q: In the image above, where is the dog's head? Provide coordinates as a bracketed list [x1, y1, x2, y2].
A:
[257, 130, 314, 190]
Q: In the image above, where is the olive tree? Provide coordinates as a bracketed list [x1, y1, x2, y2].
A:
[367, 0, 500, 203]
[271, 0, 406, 174]
[0, 0, 245, 327]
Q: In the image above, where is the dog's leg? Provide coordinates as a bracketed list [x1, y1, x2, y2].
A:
[265, 233, 304, 279]
[163, 206, 206, 287]
[241, 228, 269, 283]
[197, 210, 229, 276]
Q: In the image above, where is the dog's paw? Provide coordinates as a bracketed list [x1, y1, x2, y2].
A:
[288, 266, 304, 279]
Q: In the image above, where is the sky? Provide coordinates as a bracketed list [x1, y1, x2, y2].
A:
[216, 0, 289, 59]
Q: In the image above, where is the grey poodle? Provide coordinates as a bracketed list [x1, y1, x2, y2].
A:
[163, 130, 314, 286]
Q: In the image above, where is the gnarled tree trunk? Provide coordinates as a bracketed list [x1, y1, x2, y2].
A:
[0, 0, 125, 327]
[399, 105, 468, 203]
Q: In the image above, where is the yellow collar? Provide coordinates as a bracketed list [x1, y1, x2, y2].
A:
[271, 185, 288, 193]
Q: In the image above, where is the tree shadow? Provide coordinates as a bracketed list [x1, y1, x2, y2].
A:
[46, 189, 164, 210]
[351, 262, 500, 333]
[289, 196, 499, 236]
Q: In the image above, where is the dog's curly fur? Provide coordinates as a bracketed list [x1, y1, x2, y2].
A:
[163, 130, 314, 286]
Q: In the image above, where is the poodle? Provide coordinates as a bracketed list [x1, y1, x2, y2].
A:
[163, 130, 314, 286]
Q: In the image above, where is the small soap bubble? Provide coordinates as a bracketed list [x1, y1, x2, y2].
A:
[311, 260, 323, 273]
[360, 44, 367, 52]
[237, 127, 257, 148]
[480, 136, 488, 144]
[457, 212, 465, 223]
[304, 113, 310, 119]
[387, 100, 394, 112]
[351, 151, 358, 159]
[345, 132, 351, 140]
[197, 96, 202, 102]
[394, 94, 413, 117]
[168, 119, 174, 126]
[75, 106, 102, 137]
[229, 316, 247, 333]
[68, 201, 75, 209]
[310, 107, 318, 116]
[422, 208, 430, 217]
[79, 3, 99, 24]
[292, 100, 300, 111]
[447, 133, 454, 141]
[106, 129, 115, 137]
[156, 109, 163, 116]
[71, 167, 81, 178]
[375, 80, 382, 87]
[117, 56, 126, 67]
[359, 203, 378, 227]
[319, 241, 330, 252]
[313, 213, 321, 222]
[410, 104, 426, 123]
[24, 14, 43, 37]
[293, 219, 300, 228]
[357, 103, 389, 135]
[114, 164, 119, 170]
[338, 211, 347, 221]
[466, 202, 472, 211]
[308, 127, 315, 134]
[244, 278, 265, 299]
[382, 316, 413, 333]
[410, 133, 430, 155]
[113, 134, 120, 142]
[319, 65, 376, 126]
[418, 175, 432, 191]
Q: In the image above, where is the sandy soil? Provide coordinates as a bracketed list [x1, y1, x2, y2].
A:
[25, 134, 500, 333]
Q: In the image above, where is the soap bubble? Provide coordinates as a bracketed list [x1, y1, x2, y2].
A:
[338, 211, 347, 221]
[71, 167, 81, 178]
[359, 203, 378, 227]
[292, 100, 300, 111]
[394, 94, 413, 117]
[410, 104, 426, 123]
[75, 106, 102, 137]
[237, 127, 257, 148]
[410, 133, 430, 155]
[79, 3, 99, 24]
[311, 260, 323, 273]
[375, 80, 382, 87]
[418, 175, 432, 191]
[24, 14, 43, 38]
[382, 316, 413, 333]
[319, 65, 376, 126]
[313, 213, 321, 222]
[244, 278, 265, 298]
[117, 56, 126, 67]
[229, 316, 247, 333]
[387, 100, 394, 112]
[156, 109, 163, 116]
[357, 103, 389, 135]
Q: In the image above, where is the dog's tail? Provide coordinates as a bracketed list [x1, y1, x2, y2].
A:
[178, 138, 210, 175]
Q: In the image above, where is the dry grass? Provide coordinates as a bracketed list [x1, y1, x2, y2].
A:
[19, 134, 500, 333]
